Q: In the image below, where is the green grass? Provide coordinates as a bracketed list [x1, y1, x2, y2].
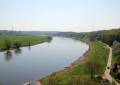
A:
[71, 41, 109, 76]
[0, 36, 51, 51]
[40, 41, 109, 85]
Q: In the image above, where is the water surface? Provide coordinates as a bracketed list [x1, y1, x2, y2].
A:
[0, 37, 89, 85]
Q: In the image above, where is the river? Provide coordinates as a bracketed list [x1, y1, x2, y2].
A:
[0, 37, 89, 85]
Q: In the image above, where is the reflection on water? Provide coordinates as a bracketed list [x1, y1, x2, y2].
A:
[14, 48, 22, 55]
[47, 38, 52, 43]
[4, 48, 22, 61]
[0, 37, 89, 85]
[28, 46, 31, 50]
[5, 50, 12, 61]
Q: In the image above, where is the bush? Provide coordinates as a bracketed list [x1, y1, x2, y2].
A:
[4, 38, 12, 50]
[14, 41, 21, 49]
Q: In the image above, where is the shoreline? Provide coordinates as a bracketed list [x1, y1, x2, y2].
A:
[69, 43, 90, 68]
[0, 41, 48, 52]
[0, 36, 52, 52]
[39, 41, 92, 85]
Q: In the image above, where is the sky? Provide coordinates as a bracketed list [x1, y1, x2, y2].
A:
[0, 0, 120, 32]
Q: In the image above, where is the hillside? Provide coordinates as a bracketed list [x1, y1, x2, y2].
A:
[81, 28, 120, 46]
[40, 28, 120, 85]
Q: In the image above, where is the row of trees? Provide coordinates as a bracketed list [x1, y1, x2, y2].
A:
[111, 41, 120, 80]
[84, 28, 120, 46]
[4, 38, 22, 50]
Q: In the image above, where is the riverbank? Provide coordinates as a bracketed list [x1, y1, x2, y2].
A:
[0, 36, 52, 51]
[39, 41, 109, 85]
[69, 42, 90, 68]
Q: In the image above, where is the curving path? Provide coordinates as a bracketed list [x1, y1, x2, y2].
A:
[103, 45, 120, 85]
[35, 45, 120, 85]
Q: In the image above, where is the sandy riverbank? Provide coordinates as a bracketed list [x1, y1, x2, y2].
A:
[69, 42, 91, 68]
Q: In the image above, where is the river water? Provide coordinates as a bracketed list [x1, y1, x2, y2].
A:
[0, 37, 89, 85]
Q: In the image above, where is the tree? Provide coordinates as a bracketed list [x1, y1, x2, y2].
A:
[14, 41, 21, 49]
[4, 38, 12, 50]
[85, 60, 101, 79]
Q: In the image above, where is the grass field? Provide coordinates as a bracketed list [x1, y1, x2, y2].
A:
[40, 41, 109, 85]
[0, 36, 51, 51]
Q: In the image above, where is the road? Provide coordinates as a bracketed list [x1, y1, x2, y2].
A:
[103, 45, 120, 85]
[34, 81, 42, 85]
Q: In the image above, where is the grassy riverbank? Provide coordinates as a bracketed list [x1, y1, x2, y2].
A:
[40, 41, 109, 85]
[0, 36, 51, 51]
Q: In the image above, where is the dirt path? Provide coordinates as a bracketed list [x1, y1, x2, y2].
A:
[35, 45, 120, 85]
[34, 81, 42, 85]
[103, 46, 120, 85]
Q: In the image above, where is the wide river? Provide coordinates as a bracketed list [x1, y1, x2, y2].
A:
[0, 37, 89, 85]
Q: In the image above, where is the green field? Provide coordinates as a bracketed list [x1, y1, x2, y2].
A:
[0, 36, 51, 51]
[40, 41, 109, 85]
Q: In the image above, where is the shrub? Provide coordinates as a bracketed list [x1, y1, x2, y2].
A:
[14, 41, 21, 49]
[4, 38, 12, 50]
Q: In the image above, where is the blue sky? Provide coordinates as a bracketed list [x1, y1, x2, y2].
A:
[0, 0, 120, 32]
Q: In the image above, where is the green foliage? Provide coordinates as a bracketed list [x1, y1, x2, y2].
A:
[41, 41, 109, 85]
[80, 28, 120, 46]
[4, 38, 12, 50]
[85, 60, 102, 79]
[112, 41, 120, 63]
[14, 41, 21, 49]
[111, 81, 116, 85]
[111, 41, 120, 81]
[0, 36, 52, 51]
[40, 28, 120, 84]
[68, 77, 101, 85]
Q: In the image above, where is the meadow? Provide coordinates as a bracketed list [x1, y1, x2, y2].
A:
[40, 41, 109, 85]
[0, 36, 51, 51]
